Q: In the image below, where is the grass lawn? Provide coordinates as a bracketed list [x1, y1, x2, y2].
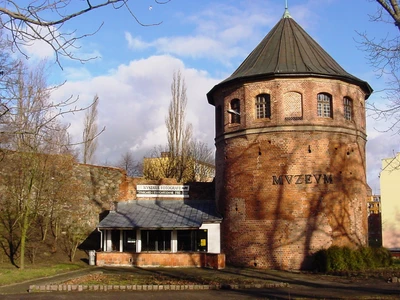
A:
[0, 263, 86, 286]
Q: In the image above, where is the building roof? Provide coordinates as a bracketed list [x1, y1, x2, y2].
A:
[97, 200, 222, 229]
[207, 10, 372, 104]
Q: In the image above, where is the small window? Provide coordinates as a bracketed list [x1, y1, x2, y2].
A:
[256, 94, 271, 119]
[360, 102, 365, 128]
[123, 230, 136, 252]
[177, 230, 207, 252]
[141, 230, 171, 252]
[216, 105, 222, 132]
[317, 93, 332, 118]
[284, 91, 303, 120]
[111, 230, 120, 251]
[343, 97, 352, 121]
[230, 99, 240, 124]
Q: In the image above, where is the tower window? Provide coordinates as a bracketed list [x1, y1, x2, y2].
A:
[343, 97, 352, 121]
[317, 93, 332, 118]
[256, 94, 271, 119]
[216, 105, 222, 132]
[284, 91, 303, 120]
[230, 99, 240, 124]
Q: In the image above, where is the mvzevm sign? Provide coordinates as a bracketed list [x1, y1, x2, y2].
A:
[272, 174, 333, 185]
[136, 185, 189, 198]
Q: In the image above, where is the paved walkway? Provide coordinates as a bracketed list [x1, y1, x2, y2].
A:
[1, 266, 400, 299]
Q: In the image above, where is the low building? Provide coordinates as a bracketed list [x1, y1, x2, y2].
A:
[368, 195, 381, 216]
[95, 184, 225, 269]
[367, 194, 382, 247]
[381, 152, 400, 249]
[143, 152, 215, 183]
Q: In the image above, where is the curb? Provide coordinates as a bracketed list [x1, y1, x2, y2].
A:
[28, 282, 289, 293]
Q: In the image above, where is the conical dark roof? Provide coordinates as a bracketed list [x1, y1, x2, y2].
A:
[207, 12, 372, 104]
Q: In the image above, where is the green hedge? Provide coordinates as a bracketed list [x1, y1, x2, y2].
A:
[313, 246, 393, 272]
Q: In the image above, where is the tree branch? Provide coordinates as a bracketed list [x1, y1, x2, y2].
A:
[0, 0, 170, 68]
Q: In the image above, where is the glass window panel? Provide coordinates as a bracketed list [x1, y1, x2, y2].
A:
[230, 99, 240, 124]
[141, 230, 171, 252]
[317, 93, 332, 118]
[256, 94, 271, 119]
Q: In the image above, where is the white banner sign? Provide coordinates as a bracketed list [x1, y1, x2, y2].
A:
[136, 185, 189, 198]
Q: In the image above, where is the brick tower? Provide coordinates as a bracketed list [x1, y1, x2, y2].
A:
[207, 8, 373, 269]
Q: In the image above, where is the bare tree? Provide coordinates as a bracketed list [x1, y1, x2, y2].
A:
[0, 0, 171, 67]
[165, 70, 193, 182]
[0, 59, 95, 269]
[0, 61, 96, 150]
[82, 94, 99, 164]
[359, 0, 400, 132]
[190, 140, 215, 182]
[0, 60, 69, 269]
[116, 150, 142, 177]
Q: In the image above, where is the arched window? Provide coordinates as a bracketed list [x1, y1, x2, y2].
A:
[256, 94, 271, 119]
[216, 105, 222, 132]
[343, 97, 352, 121]
[317, 93, 332, 118]
[230, 99, 240, 124]
[284, 91, 303, 120]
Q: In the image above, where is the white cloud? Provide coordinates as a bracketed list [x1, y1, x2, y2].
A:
[63, 67, 93, 81]
[125, 33, 151, 50]
[124, 1, 278, 65]
[51, 55, 220, 165]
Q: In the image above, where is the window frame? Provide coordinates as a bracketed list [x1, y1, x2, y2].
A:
[230, 99, 241, 124]
[177, 229, 208, 252]
[123, 230, 136, 252]
[216, 105, 222, 133]
[317, 93, 333, 118]
[343, 97, 352, 121]
[141, 230, 172, 252]
[256, 94, 271, 119]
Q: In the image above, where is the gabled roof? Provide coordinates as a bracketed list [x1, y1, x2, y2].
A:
[207, 11, 372, 104]
[97, 200, 222, 229]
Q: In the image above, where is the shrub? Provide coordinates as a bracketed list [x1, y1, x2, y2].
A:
[325, 246, 347, 272]
[313, 246, 393, 273]
[371, 247, 393, 268]
[359, 246, 376, 269]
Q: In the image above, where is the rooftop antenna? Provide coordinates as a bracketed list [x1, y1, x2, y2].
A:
[283, 0, 291, 18]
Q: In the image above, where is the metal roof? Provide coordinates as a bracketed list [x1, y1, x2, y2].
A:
[97, 200, 222, 229]
[207, 12, 372, 104]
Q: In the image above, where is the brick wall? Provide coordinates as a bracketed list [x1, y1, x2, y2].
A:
[211, 77, 369, 270]
[96, 252, 225, 269]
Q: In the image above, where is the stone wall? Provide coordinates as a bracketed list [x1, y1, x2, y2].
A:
[71, 164, 126, 227]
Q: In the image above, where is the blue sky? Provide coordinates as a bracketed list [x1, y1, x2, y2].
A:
[22, 0, 398, 194]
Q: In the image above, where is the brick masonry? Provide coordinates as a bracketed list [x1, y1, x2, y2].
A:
[96, 252, 225, 269]
[210, 77, 369, 269]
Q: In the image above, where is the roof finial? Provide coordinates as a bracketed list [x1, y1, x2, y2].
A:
[283, 0, 291, 18]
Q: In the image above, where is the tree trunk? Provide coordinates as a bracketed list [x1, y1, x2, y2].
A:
[19, 212, 29, 270]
